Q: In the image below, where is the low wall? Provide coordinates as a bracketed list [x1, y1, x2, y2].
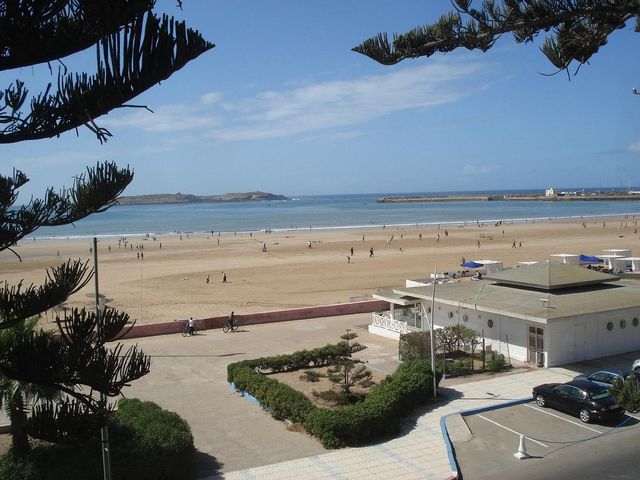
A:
[119, 300, 390, 340]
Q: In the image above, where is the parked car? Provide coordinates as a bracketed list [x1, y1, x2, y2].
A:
[574, 369, 640, 387]
[532, 379, 625, 423]
[633, 359, 640, 372]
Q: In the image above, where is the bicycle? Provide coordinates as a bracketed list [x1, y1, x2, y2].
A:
[181, 322, 197, 337]
[222, 318, 238, 333]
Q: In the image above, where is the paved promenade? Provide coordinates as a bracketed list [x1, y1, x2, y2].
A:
[120, 314, 638, 480]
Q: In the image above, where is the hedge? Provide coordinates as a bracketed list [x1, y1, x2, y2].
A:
[0, 398, 194, 480]
[228, 345, 442, 449]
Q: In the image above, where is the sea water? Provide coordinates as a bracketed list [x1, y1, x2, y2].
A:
[31, 190, 640, 240]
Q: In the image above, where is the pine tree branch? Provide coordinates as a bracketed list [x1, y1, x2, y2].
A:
[0, 11, 214, 143]
[353, 1, 639, 72]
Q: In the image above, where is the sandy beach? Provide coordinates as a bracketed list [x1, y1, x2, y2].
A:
[1, 216, 638, 326]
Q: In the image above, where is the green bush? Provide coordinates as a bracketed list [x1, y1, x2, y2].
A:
[486, 353, 507, 373]
[398, 331, 431, 361]
[305, 359, 442, 448]
[0, 398, 194, 480]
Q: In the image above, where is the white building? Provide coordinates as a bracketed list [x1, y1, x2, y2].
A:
[545, 187, 559, 197]
[372, 262, 640, 367]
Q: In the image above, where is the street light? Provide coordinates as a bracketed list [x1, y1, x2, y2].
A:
[93, 237, 112, 480]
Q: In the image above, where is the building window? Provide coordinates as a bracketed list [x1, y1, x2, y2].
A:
[427, 306, 431, 314]
[620, 320, 627, 329]
[463, 314, 469, 323]
[448, 311, 454, 319]
[487, 319, 494, 328]
[634, 317, 639, 327]
[606, 321, 614, 331]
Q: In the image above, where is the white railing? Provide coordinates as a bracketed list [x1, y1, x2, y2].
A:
[371, 312, 408, 334]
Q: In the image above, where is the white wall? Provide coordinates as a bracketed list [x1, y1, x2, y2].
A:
[428, 301, 529, 363]
[546, 308, 640, 366]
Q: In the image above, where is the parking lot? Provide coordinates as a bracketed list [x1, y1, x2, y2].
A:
[452, 400, 640, 479]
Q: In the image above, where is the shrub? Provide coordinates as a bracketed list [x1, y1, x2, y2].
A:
[487, 353, 507, 373]
[399, 331, 431, 361]
[305, 359, 442, 448]
[610, 375, 640, 413]
[0, 398, 194, 480]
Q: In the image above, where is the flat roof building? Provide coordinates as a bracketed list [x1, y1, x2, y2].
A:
[372, 261, 640, 367]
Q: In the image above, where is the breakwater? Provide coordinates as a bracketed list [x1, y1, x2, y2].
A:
[377, 194, 640, 203]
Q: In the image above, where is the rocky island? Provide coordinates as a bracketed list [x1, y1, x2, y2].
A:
[117, 191, 289, 205]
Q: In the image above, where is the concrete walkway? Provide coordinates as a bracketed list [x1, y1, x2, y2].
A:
[120, 315, 639, 480]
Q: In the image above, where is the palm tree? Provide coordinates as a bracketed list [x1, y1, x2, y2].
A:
[0, 317, 59, 456]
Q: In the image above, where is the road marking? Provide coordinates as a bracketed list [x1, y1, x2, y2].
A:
[476, 414, 548, 448]
[524, 404, 603, 434]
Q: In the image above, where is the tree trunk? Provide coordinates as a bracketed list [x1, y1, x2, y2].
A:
[9, 392, 31, 457]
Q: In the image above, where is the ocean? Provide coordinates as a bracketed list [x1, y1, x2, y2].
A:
[32, 190, 640, 240]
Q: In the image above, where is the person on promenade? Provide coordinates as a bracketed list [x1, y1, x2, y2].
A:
[229, 311, 237, 328]
[187, 317, 196, 335]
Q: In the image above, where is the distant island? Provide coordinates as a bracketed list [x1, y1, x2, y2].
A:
[117, 191, 289, 205]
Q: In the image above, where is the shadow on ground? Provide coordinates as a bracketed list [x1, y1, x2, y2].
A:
[193, 449, 223, 479]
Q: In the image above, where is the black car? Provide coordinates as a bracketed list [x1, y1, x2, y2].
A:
[574, 369, 640, 387]
[532, 379, 625, 423]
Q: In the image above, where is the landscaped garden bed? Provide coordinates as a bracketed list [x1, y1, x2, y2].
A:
[227, 332, 442, 448]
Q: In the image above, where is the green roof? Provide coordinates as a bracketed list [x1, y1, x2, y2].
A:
[484, 261, 619, 291]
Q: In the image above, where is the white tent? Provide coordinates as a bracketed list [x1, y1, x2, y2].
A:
[549, 253, 580, 265]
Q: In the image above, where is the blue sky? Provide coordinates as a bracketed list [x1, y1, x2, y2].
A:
[3, 1, 639, 198]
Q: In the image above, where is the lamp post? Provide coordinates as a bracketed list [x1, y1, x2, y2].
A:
[93, 237, 112, 480]
[429, 266, 437, 399]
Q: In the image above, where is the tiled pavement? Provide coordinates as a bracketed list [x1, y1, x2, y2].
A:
[218, 367, 578, 480]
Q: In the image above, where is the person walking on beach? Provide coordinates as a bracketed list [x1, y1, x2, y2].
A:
[308, 241, 312, 249]
[347, 255, 351, 263]
[262, 243, 267, 252]
[512, 240, 516, 248]
[477, 240, 481, 248]
[350, 247, 354, 256]
[369, 247, 374, 257]
[222, 272, 227, 283]
[206, 274, 210, 284]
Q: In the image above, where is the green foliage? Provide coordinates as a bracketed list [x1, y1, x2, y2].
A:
[450, 359, 472, 376]
[353, 1, 639, 75]
[486, 353, 507, 373]
[399, 331, 431, 361]
[0, 398, 195, 480]
[305, 359, 443, 448]
[228, 347, 444, 448]
[611, 375, 640, 413]
[300, 370, 322, 382]
[320, 329, 372, 401]
[435, 325, 478, 355]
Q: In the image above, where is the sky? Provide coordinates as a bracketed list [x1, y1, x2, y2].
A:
[3, 1, 639, 198]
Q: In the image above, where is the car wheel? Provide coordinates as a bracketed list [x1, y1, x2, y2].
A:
[535, 394, 546, 407]
[579, 408, 591, 423]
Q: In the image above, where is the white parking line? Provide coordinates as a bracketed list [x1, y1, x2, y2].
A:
[476, 414, 548, 448]
[524, 404, 603, 434]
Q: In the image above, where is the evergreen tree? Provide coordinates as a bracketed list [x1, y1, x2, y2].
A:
[0, 0, 213, 456]
[610, 375, 640, 412]
[353, 1, 639, 75]
[315, 329, 373, 404]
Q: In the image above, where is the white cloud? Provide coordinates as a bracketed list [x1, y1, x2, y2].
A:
[101, 104, 219, 132]
[462, 164, 497, 175]
[210, 61, 489, 141]
[300, 131, 365, 142]
[98, 60, 490, 142]
[200, 92, 223, 105]
[628, 139, 640, 153]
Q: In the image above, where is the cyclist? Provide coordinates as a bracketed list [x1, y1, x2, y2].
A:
[229, 311, 236, 328]
[187, 317, 196, 335]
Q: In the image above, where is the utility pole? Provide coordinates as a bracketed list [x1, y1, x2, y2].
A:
[93, 237, 112, 480]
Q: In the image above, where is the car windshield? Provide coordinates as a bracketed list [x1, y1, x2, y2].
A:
[589, 387, 611, 400]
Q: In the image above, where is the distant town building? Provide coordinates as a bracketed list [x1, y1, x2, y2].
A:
[545, 187, 559, 197]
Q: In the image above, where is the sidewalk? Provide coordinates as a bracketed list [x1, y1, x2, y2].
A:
[217, 367, 577, 480]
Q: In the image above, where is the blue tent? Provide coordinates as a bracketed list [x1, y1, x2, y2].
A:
[579, 254, 603, 264]
[461, 261, 483, 268]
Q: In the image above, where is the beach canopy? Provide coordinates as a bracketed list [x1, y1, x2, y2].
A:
[461, 261, 483, 268]
[579, 254, 604, 264]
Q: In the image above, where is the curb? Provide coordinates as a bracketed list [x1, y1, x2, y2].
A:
[439, 396, 532, 480]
